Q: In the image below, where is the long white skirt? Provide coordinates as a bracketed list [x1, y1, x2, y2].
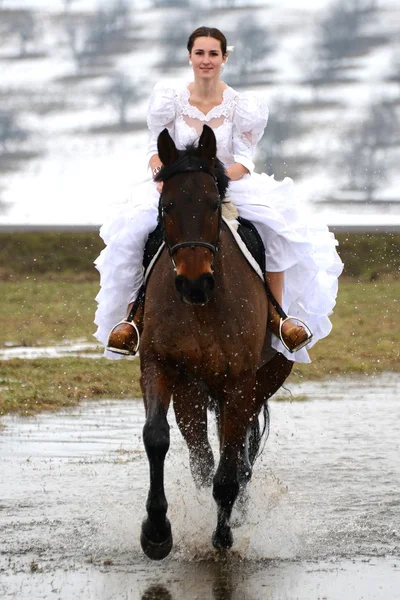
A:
[94, 173, 343, 362]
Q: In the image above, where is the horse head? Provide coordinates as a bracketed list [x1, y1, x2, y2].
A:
[156, 125, 229, 306]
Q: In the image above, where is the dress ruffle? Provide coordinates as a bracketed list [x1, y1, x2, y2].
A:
[94, 174, 343, 363]
[94, 183, 159, 360]
[228, 173, 342, 362]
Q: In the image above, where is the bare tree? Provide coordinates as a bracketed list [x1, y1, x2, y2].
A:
[101, 74, 141, 126]
[304, 0, 377, 96]
[63, 0, 79, 11]
[84, 1, 131, 56]
[218, 0, 239, 6]
[159, 18, 192, 68]
[322, 0, 377, 62]
[228, 16, 274, 84]
[153, 0, 188, 6]
[389, 47, 400, 88]
[338, 102, 398, 200]
[64, 1, 132, 71]
[84, 8, 113, 57]
[301, 44, 335, 102]
[7, 11, 37, 57]
[0, 110, 28, 153]
[64, 17, 88, 71]
[255, 100, 301, 178]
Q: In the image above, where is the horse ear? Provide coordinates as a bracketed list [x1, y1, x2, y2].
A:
[198, 124, 216, 166]
[157, 128, 179, 166]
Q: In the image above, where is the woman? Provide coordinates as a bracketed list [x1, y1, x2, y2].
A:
[94, 26, 343, 363]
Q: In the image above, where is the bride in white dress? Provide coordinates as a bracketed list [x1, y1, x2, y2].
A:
[94, 27, 343, 363]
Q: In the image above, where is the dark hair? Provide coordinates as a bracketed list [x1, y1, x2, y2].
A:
[187, 27, 227, 56]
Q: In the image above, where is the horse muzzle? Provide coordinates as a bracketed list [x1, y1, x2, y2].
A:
[175, 273, 215, 306]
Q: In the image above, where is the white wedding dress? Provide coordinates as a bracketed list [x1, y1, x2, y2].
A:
[94, 82, 343, 362]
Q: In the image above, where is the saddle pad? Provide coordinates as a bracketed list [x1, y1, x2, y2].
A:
[222, 217, 264, 281]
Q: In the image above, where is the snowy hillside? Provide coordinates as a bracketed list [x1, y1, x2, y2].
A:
[0, 0, 399, 226]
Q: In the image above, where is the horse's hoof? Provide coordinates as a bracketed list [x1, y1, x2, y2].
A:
[212, 526, 233, 550]
[140, 531, 173, 560]
[140, 519, 173, 561]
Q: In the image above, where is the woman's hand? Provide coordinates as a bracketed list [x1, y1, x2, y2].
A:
[149, 154, 163, 194]
[226, 163, 250, 181]
[156, 180, 164, 195]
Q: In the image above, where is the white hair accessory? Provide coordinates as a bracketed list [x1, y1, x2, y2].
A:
[227, 45, 234, 52]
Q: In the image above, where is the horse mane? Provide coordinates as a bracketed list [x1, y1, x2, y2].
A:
[154, 143, 230, 200]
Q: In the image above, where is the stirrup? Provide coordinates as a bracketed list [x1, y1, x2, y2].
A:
[106, 320, 140, 356]
[278, 316, 313, 354]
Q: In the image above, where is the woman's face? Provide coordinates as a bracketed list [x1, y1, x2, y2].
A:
[189, 36, 226, 79]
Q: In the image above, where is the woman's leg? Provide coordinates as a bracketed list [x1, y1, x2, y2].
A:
[266, 271, 311, 352]
[107, 299, 142, 355]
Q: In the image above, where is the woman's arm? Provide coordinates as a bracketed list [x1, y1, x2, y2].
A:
[226, 162, 249, 181]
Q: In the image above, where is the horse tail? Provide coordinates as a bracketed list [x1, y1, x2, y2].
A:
[257, 402, 270, 459]
[248, 402, 270, 466]
[209, 396, 269, 464]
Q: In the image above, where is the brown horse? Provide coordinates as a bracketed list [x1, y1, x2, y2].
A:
[139, 125, 293, 560]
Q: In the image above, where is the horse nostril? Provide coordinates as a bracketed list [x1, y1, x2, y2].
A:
[175, 275, 185, 296]
[203, 273, 215, 293]
[175, 274, 215, 305]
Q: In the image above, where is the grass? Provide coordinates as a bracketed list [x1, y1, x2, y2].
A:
[0, 357, 142, 417]
[1, 232, 399, 279]
[0, 278, 98, 347]
[0, 275, 399, 416]
[0, 232, 104, 277]
[293, 276, 400, 381]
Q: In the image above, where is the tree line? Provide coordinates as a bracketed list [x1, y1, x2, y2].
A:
[0, 0, 399, 200]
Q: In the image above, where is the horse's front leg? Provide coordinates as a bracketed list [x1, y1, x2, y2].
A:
[140, 362, 174, 560]
[212, 374, 256, 550]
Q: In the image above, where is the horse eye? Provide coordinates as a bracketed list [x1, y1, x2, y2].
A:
[212, 202, 220, 212]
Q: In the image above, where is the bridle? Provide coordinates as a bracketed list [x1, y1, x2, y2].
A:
[159, 170, 223, 272]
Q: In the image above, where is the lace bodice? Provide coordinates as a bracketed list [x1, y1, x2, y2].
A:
[146, 82, 269, 174]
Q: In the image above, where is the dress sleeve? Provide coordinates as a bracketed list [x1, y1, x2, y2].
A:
[232, 92, 269, 174]
[146, 82, 177, 165]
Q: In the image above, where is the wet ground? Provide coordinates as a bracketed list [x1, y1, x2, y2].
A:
[0, 341, 101, 360]
[1, 374, 399, 599]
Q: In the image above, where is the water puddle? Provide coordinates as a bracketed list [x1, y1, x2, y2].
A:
[0, 341, 102, 360]
[1, 374, 399, 599]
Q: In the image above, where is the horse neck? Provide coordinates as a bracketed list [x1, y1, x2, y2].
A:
[214, 227, 242, 289]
